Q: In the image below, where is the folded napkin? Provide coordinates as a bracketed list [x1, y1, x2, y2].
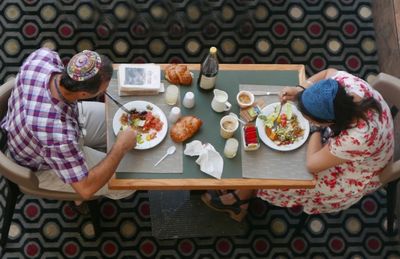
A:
[184, 140, 224, 179]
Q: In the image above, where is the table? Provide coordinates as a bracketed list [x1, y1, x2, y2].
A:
[107, 64, 316, 190]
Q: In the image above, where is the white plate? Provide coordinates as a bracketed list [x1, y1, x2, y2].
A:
[255, 102, 310, 151]
[112, 101, 168, 150]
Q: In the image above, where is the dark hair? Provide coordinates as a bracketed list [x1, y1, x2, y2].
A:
[60, 54, 113, 94]
[297, 84, 382, 136]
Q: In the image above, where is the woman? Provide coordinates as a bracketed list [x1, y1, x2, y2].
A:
[201, 68, 394, 222]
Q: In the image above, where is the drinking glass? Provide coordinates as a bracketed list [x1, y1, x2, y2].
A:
[165, 85, 179, 105]
[224, 138, 239, 158]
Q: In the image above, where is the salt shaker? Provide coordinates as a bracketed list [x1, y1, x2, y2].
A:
[168, 106, 181, 123]
[182, 91, 195, 108]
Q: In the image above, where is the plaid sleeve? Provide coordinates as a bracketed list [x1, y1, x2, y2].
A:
[41, 141, 89, 184]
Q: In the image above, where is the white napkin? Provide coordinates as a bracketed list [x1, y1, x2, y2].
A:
[184, 140, 224, 179]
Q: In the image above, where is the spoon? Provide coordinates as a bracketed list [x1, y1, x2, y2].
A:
[229, 112, 247, 125]
[154, 146, 176, 167]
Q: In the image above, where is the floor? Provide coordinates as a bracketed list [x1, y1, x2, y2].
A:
[0, 0, 399, 258]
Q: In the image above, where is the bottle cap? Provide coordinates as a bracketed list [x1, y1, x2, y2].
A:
[210, 46, 217, 54]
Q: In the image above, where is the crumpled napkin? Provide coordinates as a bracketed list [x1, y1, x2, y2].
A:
[184, 140, 224, 179]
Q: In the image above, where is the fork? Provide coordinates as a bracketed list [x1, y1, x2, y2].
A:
[272, 102, 284, 131]
[105, 92, 132, 114]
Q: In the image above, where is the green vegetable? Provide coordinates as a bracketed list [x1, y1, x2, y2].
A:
[136, 134, 144, 144]
[286, 103, 293, 119]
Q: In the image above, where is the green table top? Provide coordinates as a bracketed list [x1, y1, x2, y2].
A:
[111, 69, 300, 180]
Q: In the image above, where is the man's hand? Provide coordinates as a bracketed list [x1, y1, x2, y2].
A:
[115, 127, 138, 153]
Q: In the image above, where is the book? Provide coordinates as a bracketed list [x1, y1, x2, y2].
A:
[117, 64, 161, 95]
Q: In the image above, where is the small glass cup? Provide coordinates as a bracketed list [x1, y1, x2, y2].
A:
[224, 138, 239, 158]
[165, 84, 179, 105]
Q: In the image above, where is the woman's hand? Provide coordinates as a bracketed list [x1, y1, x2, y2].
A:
[279, 86, 302, 103]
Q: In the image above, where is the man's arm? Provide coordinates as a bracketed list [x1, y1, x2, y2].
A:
[70, 128, 137, 199]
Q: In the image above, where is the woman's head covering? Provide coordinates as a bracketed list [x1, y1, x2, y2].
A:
[67, 50, 102, 81]
[301, 79, 339, 121]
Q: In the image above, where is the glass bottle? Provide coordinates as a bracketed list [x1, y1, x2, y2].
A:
[197, 46, 219, 91]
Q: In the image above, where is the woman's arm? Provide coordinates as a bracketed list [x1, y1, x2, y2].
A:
[306, 132, 348, 174]
[281, 68, 340, 102]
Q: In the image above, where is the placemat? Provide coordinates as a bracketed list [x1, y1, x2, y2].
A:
[106, 77, 183, 173]
[240, 84, 314, 180]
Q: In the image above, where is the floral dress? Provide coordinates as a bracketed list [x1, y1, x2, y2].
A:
[257, 71, 394, 214]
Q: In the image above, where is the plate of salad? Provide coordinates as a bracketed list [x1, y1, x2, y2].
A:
[256, 102, 309, 151]
[112, 101, 168, 150]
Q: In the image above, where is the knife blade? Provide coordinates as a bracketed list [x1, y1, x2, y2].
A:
[251, 91, 280, 96]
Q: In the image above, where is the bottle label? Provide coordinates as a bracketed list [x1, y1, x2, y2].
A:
[200, 75, 216, 90]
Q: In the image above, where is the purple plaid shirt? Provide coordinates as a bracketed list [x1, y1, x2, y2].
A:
[1, 48, 88, 183]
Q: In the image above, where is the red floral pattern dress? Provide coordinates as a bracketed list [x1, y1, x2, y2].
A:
[257, 71, 394, 214]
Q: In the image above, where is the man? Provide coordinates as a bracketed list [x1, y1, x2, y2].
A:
[1, 48, 137, 200]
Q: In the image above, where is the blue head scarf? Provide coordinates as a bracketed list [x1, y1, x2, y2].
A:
[301, 79, 339, 121]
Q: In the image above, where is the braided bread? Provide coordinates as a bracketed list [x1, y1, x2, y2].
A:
[165, 64, 192, 85]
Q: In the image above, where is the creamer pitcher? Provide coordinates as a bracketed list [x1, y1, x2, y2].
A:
[211, 89, 231, 113]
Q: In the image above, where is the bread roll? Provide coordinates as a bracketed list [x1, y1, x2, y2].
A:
[165, 64, 192, 85]
[170, 116, 202, 142]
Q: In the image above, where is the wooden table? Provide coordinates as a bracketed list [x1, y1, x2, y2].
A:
[107, 64, 316, 190]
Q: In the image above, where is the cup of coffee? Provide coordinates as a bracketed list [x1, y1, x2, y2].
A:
[220, 115, 239, 139]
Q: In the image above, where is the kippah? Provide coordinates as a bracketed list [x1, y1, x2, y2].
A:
[301, 79, 339, 121]
[67, 50, 101, 81]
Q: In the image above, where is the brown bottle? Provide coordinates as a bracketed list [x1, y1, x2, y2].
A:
[197, 46, 219, 92]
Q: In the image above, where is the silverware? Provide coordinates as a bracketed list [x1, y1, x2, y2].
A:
[251, 91, 280, 96]
[105, 92, 132, 114]
[154, 146, 176, 167]
[272, 102, 284, 131]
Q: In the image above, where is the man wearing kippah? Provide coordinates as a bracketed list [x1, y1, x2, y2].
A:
[1, 48, 137, 204]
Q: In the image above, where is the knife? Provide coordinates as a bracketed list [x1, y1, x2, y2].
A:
[251, 91, 280, 96]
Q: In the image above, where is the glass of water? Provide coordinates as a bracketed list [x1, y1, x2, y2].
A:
[165, 85, 179, 105]
[224, 138, 239, 158]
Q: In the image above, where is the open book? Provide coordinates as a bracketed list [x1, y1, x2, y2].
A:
[117, 64, 161, 95]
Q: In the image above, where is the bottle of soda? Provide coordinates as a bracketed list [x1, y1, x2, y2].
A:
[197, 46, 219, 91]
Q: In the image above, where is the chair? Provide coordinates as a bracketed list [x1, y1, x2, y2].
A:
[295, 73, 400, 236]
[0, 79, 101, 251]
[371, 72, 400, 235]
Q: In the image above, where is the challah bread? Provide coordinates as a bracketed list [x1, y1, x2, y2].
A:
[165, 64, 192, 85]
[170, 116, 202, 142]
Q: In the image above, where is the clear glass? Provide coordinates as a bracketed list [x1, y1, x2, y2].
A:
[165, 84, 179, 105]
[224, 138, 239, 158]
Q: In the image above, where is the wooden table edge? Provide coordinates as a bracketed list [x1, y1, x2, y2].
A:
[109, 178, 316, 190]
[108, 63, 309, 190]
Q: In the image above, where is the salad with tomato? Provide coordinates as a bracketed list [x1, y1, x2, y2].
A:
[119, 105, 164, 144]
[258, 103, 304, 146]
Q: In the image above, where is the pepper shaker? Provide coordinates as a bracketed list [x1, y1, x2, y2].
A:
[182, 91, 195, 108]
[168, 106, 181, 123]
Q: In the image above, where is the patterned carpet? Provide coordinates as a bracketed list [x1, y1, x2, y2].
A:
[0, 0, 399, 258]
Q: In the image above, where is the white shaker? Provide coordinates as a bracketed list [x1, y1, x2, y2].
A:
[168, 106, 181, 123]
[182, 91, 195, 108]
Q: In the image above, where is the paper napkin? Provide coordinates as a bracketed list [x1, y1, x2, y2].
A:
[184, 140, 224, 179]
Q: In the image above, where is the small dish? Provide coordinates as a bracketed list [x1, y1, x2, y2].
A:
[241, 123, 260, 151]
[236, 90, 255, 108]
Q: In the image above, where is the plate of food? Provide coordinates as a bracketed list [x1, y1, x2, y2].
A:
[256, 102, 309, 151]
[112, 101, 168, 150]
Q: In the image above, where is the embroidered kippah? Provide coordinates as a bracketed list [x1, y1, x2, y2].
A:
[301, 79, 339, 121]
[67, 50, 101, 81]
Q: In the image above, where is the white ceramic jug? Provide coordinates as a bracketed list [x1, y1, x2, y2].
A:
[211, 89, 231, 113]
